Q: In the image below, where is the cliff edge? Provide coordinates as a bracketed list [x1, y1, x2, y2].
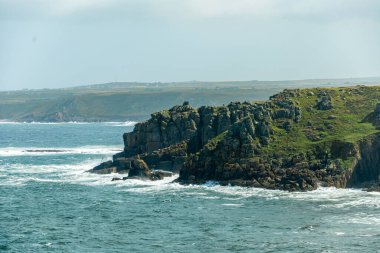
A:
[89, 85, 380, 191]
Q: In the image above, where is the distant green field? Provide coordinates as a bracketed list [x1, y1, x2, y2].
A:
[1, 78, 379, 122]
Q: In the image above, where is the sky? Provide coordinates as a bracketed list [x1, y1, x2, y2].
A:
[0, 0, 380, 90]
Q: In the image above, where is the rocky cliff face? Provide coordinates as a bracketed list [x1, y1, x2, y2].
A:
[89, 86, 380, 191]
[121, 98, 293, 156]
[347, 134, 380, 188]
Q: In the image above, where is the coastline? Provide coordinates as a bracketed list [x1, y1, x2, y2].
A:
[89, 86, 380, 192]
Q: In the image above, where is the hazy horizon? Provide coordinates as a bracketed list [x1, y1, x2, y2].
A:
[0, 76, 380, 92]
[1, 0, 380, 90]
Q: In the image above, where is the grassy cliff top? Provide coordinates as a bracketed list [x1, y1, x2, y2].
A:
[263, 85, 380, 156]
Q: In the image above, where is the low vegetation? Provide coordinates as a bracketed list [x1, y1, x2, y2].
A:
[1, 78, 379, 122]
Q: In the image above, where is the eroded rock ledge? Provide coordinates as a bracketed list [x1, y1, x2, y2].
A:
[89, 86, 380, 191]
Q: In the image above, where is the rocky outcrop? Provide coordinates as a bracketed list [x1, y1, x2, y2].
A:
[89, 86, 380, 191]
[122, 103, 199, 156]
[363, 103, 380, 128]
[88, 156, 174, 181]
[89, 98, 306, 187]
[316, 91, 333, 110]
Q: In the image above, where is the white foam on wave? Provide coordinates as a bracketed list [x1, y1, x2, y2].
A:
[29, 121, 91, 125]
[0, 159, 117, 186]
[116, 174, 180, 192]
[221, 203, 245, 207]
[0, 121, 138, 126]
[2, 153, 380, 211]
[326, 212, 380, 228]
[0, 146, 122, 157]
[1, 161, 100, 174]
[0, 176, 27, 186]
[120, 179, 285, 197]
[321, 196, 380, 209]
[0, 121, 90, 125]
[121, 180, 380, 209]
[102, 121, 137, 127]
[343, 215, 380, 225]
[203, 185, 380, 212]
[0, 120, 22, 124]
[0, 158, 179, 188]
[196, 184, 363, 201]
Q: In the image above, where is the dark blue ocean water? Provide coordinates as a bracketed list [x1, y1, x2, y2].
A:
[1, 122, 380, 253]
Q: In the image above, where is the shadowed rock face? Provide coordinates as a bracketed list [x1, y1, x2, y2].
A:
[123, 103, 199, 156]
[179, 115, 319, 192]
[89, 98, 309, 189]
[89, 87, 380, 191]
[347, 134, 380, 187]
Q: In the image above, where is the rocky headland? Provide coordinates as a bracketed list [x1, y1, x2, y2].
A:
[89, 86, 380, 191]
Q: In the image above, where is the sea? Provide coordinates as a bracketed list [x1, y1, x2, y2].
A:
[0, 122, 380, 253]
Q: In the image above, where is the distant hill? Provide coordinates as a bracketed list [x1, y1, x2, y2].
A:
[1, 77, 380, 122]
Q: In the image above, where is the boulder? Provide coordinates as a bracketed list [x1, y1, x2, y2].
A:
[316, 94, 333, 110]
[127, 158, 151, 178]
[88, 161, 117, 174]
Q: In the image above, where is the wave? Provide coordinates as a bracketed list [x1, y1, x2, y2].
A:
[0, 120, 23, 124]
[120, 180, 380, 208]
[0, 157, 179, 187]
[0, 146, 122, 157]
[0, 159, 117, 186]
[337, 214, 380, 225]
[102, 121, 138, 126]
[0, 121, 89, 125]
[2, 155, 380, 211]
[198, 184, 373, 201]
[114, 174, 180, 191]
[0, 121, 138, 126]
[1, 161, 101, 174]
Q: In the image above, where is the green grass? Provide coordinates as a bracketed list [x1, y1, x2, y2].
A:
[205, 131, 228, 150]
[2, 79, 380, 122]
[261, 86, 380, 157]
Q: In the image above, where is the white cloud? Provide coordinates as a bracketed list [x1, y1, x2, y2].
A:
[183, 0, 276, 18]
[181, 0, 380, 20]
[0, 0, 379, 21]
[45, 0, 113, 16]
[0, 0, 120, 18]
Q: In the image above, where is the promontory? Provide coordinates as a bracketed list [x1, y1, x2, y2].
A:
[89, 85, 380, 191]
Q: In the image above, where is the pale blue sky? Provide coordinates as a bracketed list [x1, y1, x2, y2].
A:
[0, 0, 379, 90]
